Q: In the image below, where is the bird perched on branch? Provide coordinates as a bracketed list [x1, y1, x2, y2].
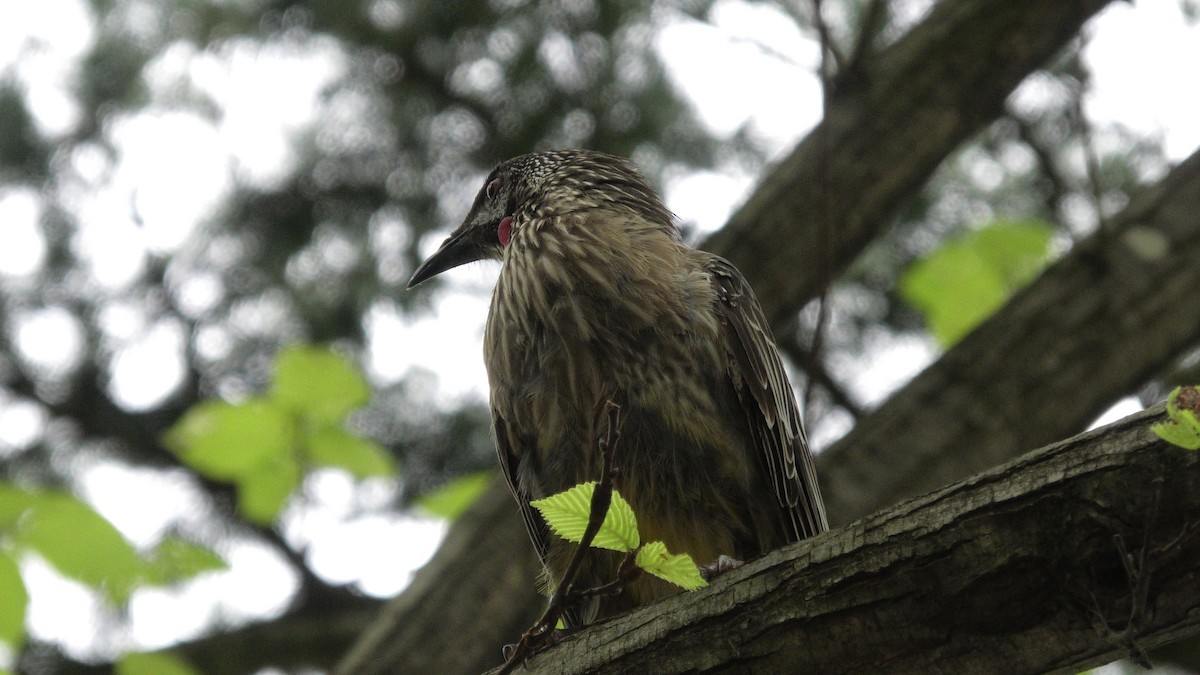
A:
[408, 149, 827, 622]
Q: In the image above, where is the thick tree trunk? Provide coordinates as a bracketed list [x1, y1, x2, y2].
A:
[499, 405, 1200, 674]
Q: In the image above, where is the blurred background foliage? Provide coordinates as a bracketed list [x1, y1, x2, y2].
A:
[0, 0, 1193, 672]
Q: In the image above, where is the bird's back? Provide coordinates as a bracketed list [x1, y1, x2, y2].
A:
[485, 206, 811, 617]
[393, 148, 826, 622]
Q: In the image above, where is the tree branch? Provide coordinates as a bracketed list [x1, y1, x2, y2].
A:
[702, 0, 1114, 327]
[818, 145, 1200, 525]
[505, 405, 1200, 673]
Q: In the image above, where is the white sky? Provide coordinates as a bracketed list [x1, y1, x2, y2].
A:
[0, 0, 1197, 666]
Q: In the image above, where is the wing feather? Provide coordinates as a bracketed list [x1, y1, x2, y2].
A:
[493, 414, 551, 563]
[705, 255, 828, 540]
[494, 413, 585, 626]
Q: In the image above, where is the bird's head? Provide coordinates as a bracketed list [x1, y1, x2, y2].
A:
[407, 149, 674, 288]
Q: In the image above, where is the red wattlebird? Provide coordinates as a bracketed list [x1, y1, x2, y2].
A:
[409, 149, 827, 622]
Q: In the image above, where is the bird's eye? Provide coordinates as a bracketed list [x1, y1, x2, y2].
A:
[486, 179, 501, 200]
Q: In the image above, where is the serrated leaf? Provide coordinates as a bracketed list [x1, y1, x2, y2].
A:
[236, 458, 302, 524]
[143, 537, 227, 585]
[15, 492, 141, 603]
[901, 219, 1053, 346]
[306, 426, 395, 479]
[1153, 386, 1200, 450]
[1151, 421, 1200, 450]
[635, 541, 707, 591]
[530, 482, 639, 552]
[271, 345, 370, 423]
[416, 471, 491, 520]
[163, 399, 294, 480]
[0, 550, 28, 650]
[117, 651, 201, 675]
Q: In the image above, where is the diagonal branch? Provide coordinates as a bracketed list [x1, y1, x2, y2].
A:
[702, 0, 1114, 328]
[818, 145, 1200, 525]
[507, 404, 1200, 674]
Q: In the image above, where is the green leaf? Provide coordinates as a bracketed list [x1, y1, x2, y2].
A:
[1153, 421, 1200, 450]
[530, 482, 639, 552]
[305, 426, 395, 479]
[973, 219, 1055, 284]
[0, 485, 37, 532]
[116, 651, 201, 675]
[271, 345, 370, 423]
[163, 399, 294, 480]
[0, 550, 28, 650]
[143, 537, 227, 585]
[14, 492, 141, 603]
[235, 457, 302, 524]
[635, 541, 707, 591]
[901, 219, 1053, 346]
[416, 471, 491, 520]
[1152, 386, 1200, 450]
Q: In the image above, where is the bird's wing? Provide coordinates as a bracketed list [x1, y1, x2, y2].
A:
[495, 412, 587, 626]
[493, 414, 551, 564]
[706, 255, 829, 540]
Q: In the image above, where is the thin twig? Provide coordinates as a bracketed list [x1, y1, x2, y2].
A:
[1007, 106, 1071, 224]
[779, 326, 862, 419]
[498, 401, 623, 674]
[803, 0, 837, 421]
[573, 551, 641, 602]
[846, 0, 887, 75]
[807, 0, 846, 74]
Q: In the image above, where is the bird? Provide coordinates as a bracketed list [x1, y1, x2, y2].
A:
[407, 149, 827, 622]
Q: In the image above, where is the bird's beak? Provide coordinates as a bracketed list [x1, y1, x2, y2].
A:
[407, 227, 484, 289]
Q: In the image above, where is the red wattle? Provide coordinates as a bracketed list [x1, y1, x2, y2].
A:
[498, 216, 513, 246]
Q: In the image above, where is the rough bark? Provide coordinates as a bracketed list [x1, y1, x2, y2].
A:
[819, 147, 1200, 525]
[500, 405, 1200, 674]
